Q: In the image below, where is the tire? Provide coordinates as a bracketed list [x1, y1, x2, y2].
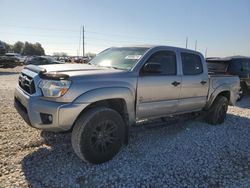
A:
[71, 107, 125, 164]
[205, 96, 228, 125]
[238, 82, 247, 101]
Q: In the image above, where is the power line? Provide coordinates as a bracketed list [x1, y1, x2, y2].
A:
[1, 24, 205, 54]
[0, 31, 79, 39]
[85, 36, 184, 45]
[86, 29, 183, 42]
[0, 32, 133, 45]
[85, 37, 139, 44]
[44, 42, 79, 45]
[0, 24, 79, 32]
[1, 31, 184, 47]
[0, 24, 183, 43]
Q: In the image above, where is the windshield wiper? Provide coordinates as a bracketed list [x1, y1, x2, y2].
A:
[104, 66, 128, 70]
[105, 66, 119, 69]
[89, 64, 126, 70]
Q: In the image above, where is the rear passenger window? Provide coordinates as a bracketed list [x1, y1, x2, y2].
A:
[181, 53, 203, 75]
[146, 51, 176, 75]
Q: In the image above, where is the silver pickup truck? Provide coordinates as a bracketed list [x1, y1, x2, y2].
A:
[14, 46, 240, 164]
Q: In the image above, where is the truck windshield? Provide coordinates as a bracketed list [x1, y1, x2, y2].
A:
[89, 47, 149, 70]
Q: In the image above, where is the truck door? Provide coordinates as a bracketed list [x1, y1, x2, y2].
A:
[136, 50, 181, 119]
[178, 51, 209, 112]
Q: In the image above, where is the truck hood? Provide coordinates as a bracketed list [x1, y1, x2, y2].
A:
[39, 63, 125, 77]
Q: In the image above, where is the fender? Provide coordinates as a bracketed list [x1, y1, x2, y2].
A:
[206, 84, 236, 109]
[73, 87, 136, 124]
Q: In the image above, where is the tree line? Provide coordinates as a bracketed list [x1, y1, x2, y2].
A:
[0, 41, 45, 56]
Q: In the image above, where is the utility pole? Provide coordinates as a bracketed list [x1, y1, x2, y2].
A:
[78, 27, 81, 57]
[82, 26, 85, 57]
[185, 37, 188, 49]
[205, 48, 208, 58]
[195, 40, 197, 51]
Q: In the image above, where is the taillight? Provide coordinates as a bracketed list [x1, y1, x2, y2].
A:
[225, 66, 231, 75]
[225, 71, 231, 75]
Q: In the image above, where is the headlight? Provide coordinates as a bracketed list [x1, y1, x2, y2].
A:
[39, 80, 71, 97]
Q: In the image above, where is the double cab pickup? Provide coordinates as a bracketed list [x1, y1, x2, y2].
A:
[14, 46, 240, 164]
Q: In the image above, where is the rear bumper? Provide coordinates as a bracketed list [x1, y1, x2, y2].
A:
[14, 86, 89, 132]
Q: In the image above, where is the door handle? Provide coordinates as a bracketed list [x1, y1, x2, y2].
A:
[171, 81, 180, 87]
[200, 80, 207, 85]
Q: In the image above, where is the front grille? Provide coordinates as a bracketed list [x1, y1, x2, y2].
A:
[18, 73, 36, 94]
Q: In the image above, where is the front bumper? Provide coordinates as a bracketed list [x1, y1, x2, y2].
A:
[14, 86, 89, 132]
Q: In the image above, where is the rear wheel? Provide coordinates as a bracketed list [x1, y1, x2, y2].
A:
[205, 96, 228, 125]
[71, 107, 125, 164]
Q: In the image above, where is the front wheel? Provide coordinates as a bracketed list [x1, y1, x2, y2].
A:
[205, 96, 228, 125]
[71, 107, 125, 164]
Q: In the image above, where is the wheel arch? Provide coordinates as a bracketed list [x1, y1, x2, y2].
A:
[206, 88, 232, 110]
[240, 81, 248, 90]
[71, 87, 136, 143]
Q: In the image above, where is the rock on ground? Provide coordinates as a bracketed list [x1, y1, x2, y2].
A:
[0, 68, 250, 188]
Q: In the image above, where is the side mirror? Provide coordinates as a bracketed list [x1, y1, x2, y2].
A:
[143, 62, 162, 73]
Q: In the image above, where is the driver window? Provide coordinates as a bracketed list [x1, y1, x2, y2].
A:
[145, 51, 177, 75]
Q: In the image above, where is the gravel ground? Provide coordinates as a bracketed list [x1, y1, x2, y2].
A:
[0, 67, 250, 188]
